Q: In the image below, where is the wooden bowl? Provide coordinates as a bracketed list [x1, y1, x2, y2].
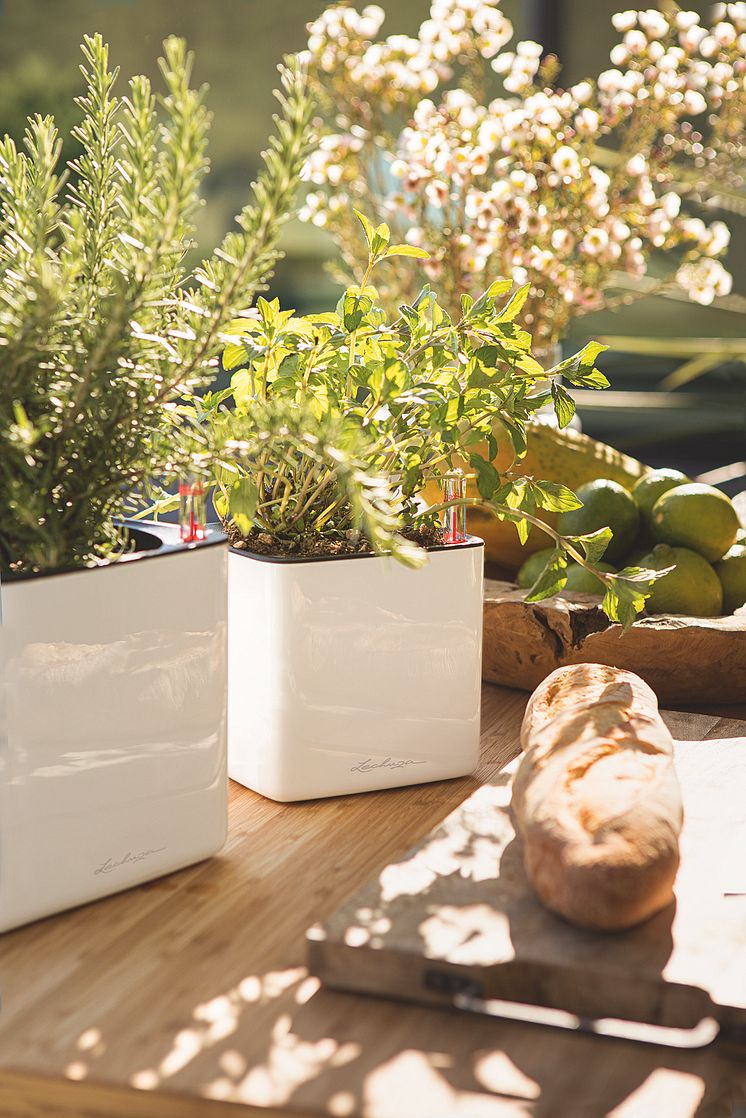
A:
[482, 578, 746, 705]
[482, 491, 746, 705]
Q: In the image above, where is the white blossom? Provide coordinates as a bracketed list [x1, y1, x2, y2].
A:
[575, 108, 601, 135]
[639, 10, 669, 38]
[680, 25, 709, 51]
[660, 191, 682, 220]
[516, 39, 543, 59]
[624, 30, 648, 56]
[581, 227, 609, 255]
[713, 21, 738, 45]
[550, 145, 581, 177]
[598, 68, 624, 93]
[677, 258, 733, 303]
[625, 153, 647, 176]
[612, 10, 638, 32]
[683, 89, 707, 114]
[676, 11, 701, 31]
[571, 80, 593, 104]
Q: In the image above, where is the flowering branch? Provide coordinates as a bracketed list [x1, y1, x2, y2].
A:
[302, 1, 744, 348]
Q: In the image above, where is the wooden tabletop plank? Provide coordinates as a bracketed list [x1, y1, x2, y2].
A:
[1, 684, 744, 1118]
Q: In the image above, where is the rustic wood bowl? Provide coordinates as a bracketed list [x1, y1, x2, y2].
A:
[482, 491, 746, 706]
[482, 579, 746, 705]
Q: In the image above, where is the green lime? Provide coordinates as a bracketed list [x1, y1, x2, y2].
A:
[556, 479, 640, 564]
[564, 560, 616, 595]
[641, 544, 723, 617]
[632, 468, 689, 526]
[623, 525, 659, 568]
[715, 544, 746, 614]
[517, 548, 556, 588]
[651, 483, 739, 563]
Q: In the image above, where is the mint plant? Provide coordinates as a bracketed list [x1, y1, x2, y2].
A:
[0, 35, 313, 574]
[177, 212, 660, 627]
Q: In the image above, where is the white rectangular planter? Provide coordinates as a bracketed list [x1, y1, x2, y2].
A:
[0, 523, 228, 933]
[228, 538, 484, 801]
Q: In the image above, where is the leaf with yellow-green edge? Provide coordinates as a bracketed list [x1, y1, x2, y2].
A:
[569, 527, 613, 565]
[228, 476, 258, 536]
[494, 283, 530, 323]
[222, 337, 265, 372]
[213, 490, 228, 520]
[529, 479, 582, 513]
[551, 382, 576, 428]
[382, 244, 430, 260]
[525, 547, 568, 601]
[230, 367, 259, 410]
[371, 221, 390, 255]
[307, 311, 342, 328]
[353, 209, 376, 250]
[284, 316, 316, 338]
[220, 317, 261, 338]
[601, 562, 673, 630]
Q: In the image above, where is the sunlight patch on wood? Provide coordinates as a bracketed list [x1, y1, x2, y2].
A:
[129, 1068, 159, 1090]
[379, 785, 513, 904]
[76, 1027, 102, 1052]
[364, 1050, 525, 1116]
[419, 904, 512, 965]
[64, 1061, 87, 1081]
[609, 1069, 705, 1117]
[235, 1026, 361, 1108]
[473, 1051, 540, 1100]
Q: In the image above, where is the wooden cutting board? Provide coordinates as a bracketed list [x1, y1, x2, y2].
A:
[308, 709, 746, 1048]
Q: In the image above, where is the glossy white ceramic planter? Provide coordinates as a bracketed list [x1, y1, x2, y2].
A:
[228, 539, 484, 801]
[0, 523, 228, 933]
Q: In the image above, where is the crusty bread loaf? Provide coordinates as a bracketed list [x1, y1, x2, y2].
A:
[520, 663, 660, 748]
[512, 664, 683, 932]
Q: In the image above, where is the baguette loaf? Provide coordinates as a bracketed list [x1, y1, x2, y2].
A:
[512, 664, 683, 932]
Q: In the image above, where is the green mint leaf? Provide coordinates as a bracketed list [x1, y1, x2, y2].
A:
[555, 341, 610, 389]
[600, 562, 673, 630]
[530, 480, 582, 513]
[602, 577, 648, 631]
[469, 454, 502, 499]
[516, 506, 533, 544]
[570, 527, 613, 565]
[551, 382, 576, 428]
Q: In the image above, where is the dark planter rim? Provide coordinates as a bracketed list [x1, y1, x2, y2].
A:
[230, 535, 484, 565]
[2, 520, 226, 585]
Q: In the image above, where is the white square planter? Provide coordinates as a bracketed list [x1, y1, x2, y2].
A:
[0, 523, 228, 933]
[228, 538, 484, 801]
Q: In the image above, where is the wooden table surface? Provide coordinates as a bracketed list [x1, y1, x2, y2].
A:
[1, 684, 745, 1118]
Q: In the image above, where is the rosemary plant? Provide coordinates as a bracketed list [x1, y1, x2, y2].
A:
[0, 35, 314, 574]
[179, 212, 662, 627]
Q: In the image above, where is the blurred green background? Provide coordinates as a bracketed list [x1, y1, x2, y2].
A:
[0, 0, 743, 477]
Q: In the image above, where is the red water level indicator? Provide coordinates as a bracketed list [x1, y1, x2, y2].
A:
[441, 472, 467, 544]
[179, 479, 206, 543]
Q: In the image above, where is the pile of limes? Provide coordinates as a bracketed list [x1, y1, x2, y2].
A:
[517, 468, 746, 617]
